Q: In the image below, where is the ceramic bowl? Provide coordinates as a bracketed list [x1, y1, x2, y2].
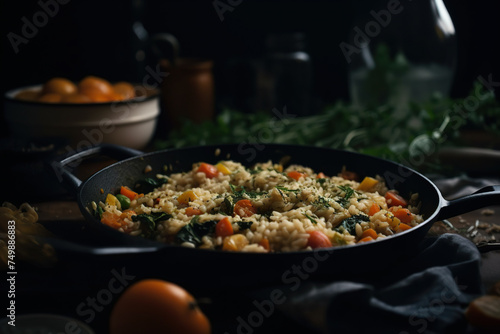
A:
[4, 85, 160, 150]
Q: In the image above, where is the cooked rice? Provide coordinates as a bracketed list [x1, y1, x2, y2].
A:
[97, 161, 423, 252]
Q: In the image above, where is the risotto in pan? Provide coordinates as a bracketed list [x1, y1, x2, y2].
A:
[92, 161, 423, 252]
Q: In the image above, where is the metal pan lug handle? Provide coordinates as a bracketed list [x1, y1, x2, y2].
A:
[47, 144, 144, 193]
[436, 185, 500, 221]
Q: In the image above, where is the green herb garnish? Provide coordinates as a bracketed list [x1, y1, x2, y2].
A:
[303, 212, 318, 225]
[220, 185, 266, 215]
[313, 196, 332, 209]
[154, 74, 500, 176]
[248, 167, 263, 174]
[275, 185, 300, 193]
[230, 184, 266, 199]
[316, 178, 327, 186]
[337, 185, 356, 208]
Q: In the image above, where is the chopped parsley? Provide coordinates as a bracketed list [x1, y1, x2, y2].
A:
[275, 185, 300, 193]
[248, 167, 263, 174]
[336, 185, 356, 208]
[220, 185, 266, 215]
[316, 178, 327, 186]
[313, 196, 332, 209]
[303, 212, 318, 225]
[230, 184, 266, 199]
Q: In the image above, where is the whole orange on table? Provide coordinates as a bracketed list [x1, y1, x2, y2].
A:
[109, 279, 211, 334]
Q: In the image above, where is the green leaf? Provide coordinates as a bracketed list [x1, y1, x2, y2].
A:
[237, 221, 253, 230]
[132, 212, 172, 239]
[175, 217, 217, 246]
[220, 196, 235, 216]
[135, 177, 168, 193]
[335, 214, 370, 235]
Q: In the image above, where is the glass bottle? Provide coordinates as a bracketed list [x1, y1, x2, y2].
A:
[256, 32, 312, 116]
[346, 0, 457, 109]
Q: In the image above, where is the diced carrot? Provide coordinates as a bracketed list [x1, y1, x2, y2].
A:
[120, 186, 139, 201]
[216, 217, 233, 237]
[358, 236, 374, 243]
[393, 208, 413, 224]
[397, 223, 412, 232]
[385, 191, 408, 207]
[101, 211, 123, 229]
[197, 163, 219, 178]
[185, 207, 203, 216]
[233, 199, 257, 217]
[361, 228, 378, 240]
[306, 231, 332, 249]
[357, 176, 379, 191]
[287, 171, 305, 181]
[316, 172, 326, 179]
[369, 203, 381, 216]
[259, 238, 270, 251]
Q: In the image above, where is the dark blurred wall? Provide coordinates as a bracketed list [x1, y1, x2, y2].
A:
[1, 0, 499, 128]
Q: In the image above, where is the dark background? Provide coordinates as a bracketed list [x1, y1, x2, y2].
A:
[1, 0, 500, 134]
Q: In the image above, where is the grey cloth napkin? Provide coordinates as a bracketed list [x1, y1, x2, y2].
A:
[265, 234, 483, 334]
[428, 175, 500, 200]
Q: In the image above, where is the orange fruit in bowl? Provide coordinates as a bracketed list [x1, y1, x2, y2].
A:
[60, 93, 92, 103]
[38, 93, 63, 103]
[80, 87, 113, 103]
[109, 279, 211, 334]
[42, 77, 77, 96]
[113, 82, 136, 100]
[15, 90, 40, 101]
[79, 76, 114, 97]
[108, 92, 126, 102]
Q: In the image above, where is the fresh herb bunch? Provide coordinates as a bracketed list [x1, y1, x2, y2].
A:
[155, 81, 499, 173]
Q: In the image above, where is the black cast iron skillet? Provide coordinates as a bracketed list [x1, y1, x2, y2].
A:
[50, 144, 500, 287]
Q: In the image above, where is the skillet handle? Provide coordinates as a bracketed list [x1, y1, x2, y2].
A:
[436, 185, 500, 221]
[48, 144, 143, 193]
